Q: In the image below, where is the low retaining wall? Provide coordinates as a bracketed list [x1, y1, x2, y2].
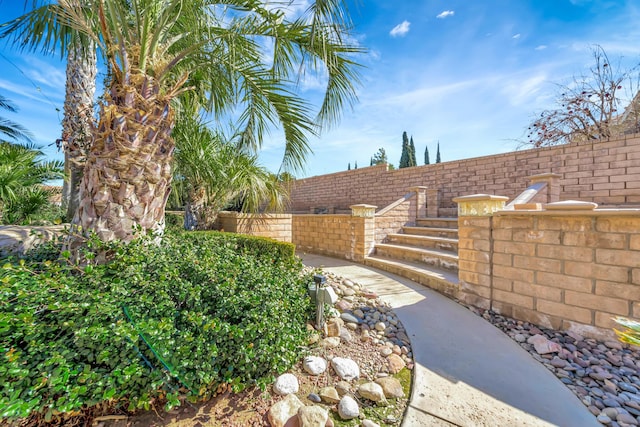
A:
[456, 195, 640, 340]
[222, 190, 422, 261]
[216, 212, 292, 242]
[292, 213, 374, 261]
[0, 225, 66, 257]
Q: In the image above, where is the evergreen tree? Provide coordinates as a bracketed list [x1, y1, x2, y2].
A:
[436, 142, 441, 163]
[355, 161, 358, 169]
[371, 147, 388, 165]
[348, 162, 351, 170]
[409, 136, 417, 166]
[424, 145, 430, 165]
[399, 131, 409, 168]
[370, 157, 373, 166]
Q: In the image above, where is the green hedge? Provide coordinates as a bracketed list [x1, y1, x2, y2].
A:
[188, 231, 296, 264]
[0, 231, 312, 422]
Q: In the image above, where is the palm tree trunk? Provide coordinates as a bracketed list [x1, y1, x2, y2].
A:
[74, 72, 175, 242]
[61, 43, 97, 221]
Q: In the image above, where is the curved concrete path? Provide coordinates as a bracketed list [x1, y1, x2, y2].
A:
[300, 253, 600, 427]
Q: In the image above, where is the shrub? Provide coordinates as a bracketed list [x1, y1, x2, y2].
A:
[164, 211, 184, 232]
[0, 231, 313, 422]
[614, 317, 640, 346]
[188, 231, 296, 264]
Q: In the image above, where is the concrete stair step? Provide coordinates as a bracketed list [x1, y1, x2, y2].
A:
[387, 233, 458, 253]
[416, 217, 458, 229]
[402, 226, 459, 239]
[364, 255, 460, 298]
[374, 243, 458, 272]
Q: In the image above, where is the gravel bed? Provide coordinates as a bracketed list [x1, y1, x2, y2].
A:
[466, 306, 640, 427]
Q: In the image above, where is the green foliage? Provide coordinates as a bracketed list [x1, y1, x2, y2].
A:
[371, 148, 388, 166]
[399, 131, 409, 168]
[399, 132, 415, 168]
[0, 142, 64, 224]
[170, 114, 288, 230]
[164, 211, 184, 232]
[408, 136, 416, 167]
[0, 231, 313, 421]
[614, 317, 640, 346]
[436, 142, 441, 164]
[424, 145, 430, 165]
[0, 94, 32, 144]
[2, 187, 64, 225]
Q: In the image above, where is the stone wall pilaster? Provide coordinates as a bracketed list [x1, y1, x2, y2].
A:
[453, 194, 508, 310]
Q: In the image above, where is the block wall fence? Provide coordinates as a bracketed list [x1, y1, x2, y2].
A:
[455, 196, 640, 340]
[289, 134, 640, 214]
[216, 212, 292, 242]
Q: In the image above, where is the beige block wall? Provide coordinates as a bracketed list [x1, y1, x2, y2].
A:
[217, 212, 292, 242]
[291, 214, 373, 261]
[291, 135, 640, 213]
[459, 209, 640, 340]
[374, 197, 415, 244]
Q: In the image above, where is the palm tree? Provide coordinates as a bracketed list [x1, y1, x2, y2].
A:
[60, 41, 97, 222]
[1, 0, 363, 243]
[0, 94, 32, 144]
[0, 142, 64, 222]
[171, 113, 287, 230]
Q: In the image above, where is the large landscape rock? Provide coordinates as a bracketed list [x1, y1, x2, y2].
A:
[337, 395, 360, 420]
[302, 356, 327, 375]
[375, 376, 405, 398]
[318, 386, 340, 403]
[331, 357, 360, 380]
[297, 405, 328, 427]
[358, 382, 387, 405]
[268, 394, 304, 427]
[386, 354, 406, 374]
[273, 373, 299, 395]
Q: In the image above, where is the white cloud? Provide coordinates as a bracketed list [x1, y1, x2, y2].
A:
[436, 10, 454, 19]
[265, 0, 311, 21]
[512, 33, 521, 39]
[500, 72, 548, 106]
[22, 57, 66, 89]
[535, 45, 548, 50]
[390, 20, 410, 37]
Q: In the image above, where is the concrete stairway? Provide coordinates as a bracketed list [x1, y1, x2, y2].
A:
[364, 218, 460, 297]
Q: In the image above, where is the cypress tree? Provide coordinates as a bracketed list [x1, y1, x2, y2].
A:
[348, 162, 351, 170]
[436, 142, 441, 163]
[424, 145, 430, 165]
[409, 136, 417, 166]
[370, 157, 373, 166]
[355, 161, 358, 169]
[399, 131, 409, 168]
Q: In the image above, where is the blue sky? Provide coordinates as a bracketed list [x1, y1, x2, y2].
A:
[1, 0, 640, 178]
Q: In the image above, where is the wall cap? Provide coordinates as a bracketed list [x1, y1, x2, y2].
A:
[545, 200, 598, 210]
[453, 194, 509, 203]
[495, 208, 640, 217]
[529, 173, 562, 182]
[350, 204, 377, 218]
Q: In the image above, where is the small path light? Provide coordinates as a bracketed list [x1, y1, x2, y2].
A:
[313, 274, 327, 329]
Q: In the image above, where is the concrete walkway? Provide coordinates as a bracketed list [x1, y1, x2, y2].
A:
[300, 253, 601, 427]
